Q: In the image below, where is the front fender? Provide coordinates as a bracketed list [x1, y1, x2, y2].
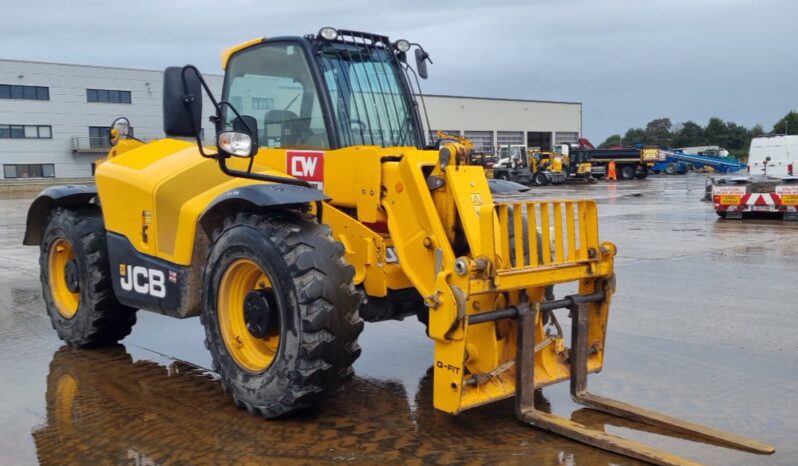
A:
[23, 185, 98, 246]
[198, 183, 330, 235]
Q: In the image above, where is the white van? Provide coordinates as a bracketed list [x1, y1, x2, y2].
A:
[748, 135, 796, 177]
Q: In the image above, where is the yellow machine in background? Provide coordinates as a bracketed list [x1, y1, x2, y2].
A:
[434, 130, 499, 179]
[493, 145, 567, 186]
[22, 28, 773, 466]
[541, 144, 594, 181]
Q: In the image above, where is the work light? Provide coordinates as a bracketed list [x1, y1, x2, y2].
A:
[394, 39, 411, 52]
[319, 27, 339, 41]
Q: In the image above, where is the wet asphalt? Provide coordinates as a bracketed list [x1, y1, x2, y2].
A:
[0, 173, 795, 465]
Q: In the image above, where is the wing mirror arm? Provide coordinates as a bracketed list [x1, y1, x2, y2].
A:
[178, 65, 222, 159]
[216, 157, 312, 187]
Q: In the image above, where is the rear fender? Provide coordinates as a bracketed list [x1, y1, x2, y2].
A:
[22, 185, 98, 246]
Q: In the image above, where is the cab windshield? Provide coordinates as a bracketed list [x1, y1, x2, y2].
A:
[317, 42, 421, 148]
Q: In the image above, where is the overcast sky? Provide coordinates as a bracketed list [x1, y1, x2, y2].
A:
[2, 0, 796, 141]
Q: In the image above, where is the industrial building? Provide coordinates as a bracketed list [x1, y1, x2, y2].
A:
[0, 59, 581, 179]
[423, 94, 582, 154]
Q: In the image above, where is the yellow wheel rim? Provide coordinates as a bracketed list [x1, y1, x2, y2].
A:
[218, 259, 281, 373]
[54, 373, 78, 432]
[48, 238, 79, 319]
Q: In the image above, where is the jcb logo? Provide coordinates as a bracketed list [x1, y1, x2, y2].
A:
[120, 265, 166, 298]
[287, 150, 324, 190]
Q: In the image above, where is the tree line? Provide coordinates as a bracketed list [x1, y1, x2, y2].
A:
[598, 111, 798, 158]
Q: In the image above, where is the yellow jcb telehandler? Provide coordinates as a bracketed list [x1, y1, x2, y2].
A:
[22, 28, 773, 465]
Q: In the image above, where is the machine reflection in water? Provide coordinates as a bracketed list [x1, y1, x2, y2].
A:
[31, 346, 638, 465]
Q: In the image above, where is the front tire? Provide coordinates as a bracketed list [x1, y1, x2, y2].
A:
[202, 212, 363, 418]
[40, 208, 137, 347]
[533, 172, 549, 186]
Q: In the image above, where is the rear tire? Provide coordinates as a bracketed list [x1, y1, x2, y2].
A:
[202, 211, 363, 418]
[665, 163, 678, 175]
[620, 165, 636, 180]
[40, 208, 137, 347]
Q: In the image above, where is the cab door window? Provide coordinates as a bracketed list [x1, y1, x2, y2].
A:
[224, 43, 329, 150]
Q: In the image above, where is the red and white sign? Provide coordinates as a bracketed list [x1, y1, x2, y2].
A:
[712, 186, 746, 195]
[286, 150, 324, 191]
[714, 192, 798, 213]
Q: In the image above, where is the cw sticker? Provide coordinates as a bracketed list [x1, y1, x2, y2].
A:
[286, 150, 324, 191]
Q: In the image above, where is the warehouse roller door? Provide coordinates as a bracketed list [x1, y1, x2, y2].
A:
[527, 131, 552, 151]
[497, 131, 524, 148]
[464, 131, 495, 155]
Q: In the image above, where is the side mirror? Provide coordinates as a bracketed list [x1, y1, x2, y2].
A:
[233, 115, 259, 150]
[415, 48, 429, 79]
[163, 66, 202, 138]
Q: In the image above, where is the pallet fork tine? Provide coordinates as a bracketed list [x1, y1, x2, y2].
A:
[509, 296, 775, 466]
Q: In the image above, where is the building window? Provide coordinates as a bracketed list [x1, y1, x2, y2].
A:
[251, 97, 274, 111]
[87, 88, 132, 104]
[3, 164, 55, 179]
[89, 126, 133, 148]
[0, 84, 49, 101]
[89, 126, 110, 148]
[0, 124, 52, 139]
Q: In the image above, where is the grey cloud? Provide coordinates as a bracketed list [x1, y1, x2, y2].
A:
[2, 0, 796, 140]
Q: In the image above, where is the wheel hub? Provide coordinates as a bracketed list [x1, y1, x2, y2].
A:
[243, 289, 276, 338]
[64, 260, 80, 293]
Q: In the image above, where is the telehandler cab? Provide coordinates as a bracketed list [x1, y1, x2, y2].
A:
[23, 28, 773, 465]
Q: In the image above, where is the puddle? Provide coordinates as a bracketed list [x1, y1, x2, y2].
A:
[0, 173, 795, 465]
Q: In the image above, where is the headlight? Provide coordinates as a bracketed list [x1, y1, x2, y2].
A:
[394, 39, 411, 53]
[318, 27, 339, 41]
[218, 131, 253, 157]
